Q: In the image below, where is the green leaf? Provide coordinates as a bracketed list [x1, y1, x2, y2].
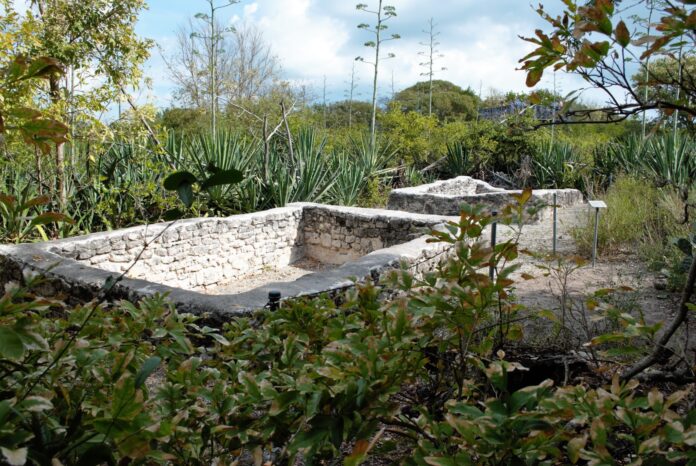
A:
[567, 435, 587, 463]
[163, 171, 197, 191]
[135, 356, 161, 389]
[424, 458, 457, 466]
[0, 400, 12, 425]
[22, 57, 64, 80]
[0, 327, 25, 360]
[29, 212, 73, 228]
[200, 168, 243, 189]
[177, 184, 194, 208]
[526, 68, 543, 87]
[598, 16, 613, 36]
[163, 208, 185, 221]
[615, 20, 630, 47]
[21, 396, 53, 412]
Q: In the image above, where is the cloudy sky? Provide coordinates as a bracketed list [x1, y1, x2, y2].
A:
[138, 0, 613, 109]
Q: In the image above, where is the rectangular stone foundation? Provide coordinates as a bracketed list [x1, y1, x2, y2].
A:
[0, 203, 456, 321]
[387, 176, 584, 220]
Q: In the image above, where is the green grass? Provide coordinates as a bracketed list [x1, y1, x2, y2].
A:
[572, 175, 687, 269]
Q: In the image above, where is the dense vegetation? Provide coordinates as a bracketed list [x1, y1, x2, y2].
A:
[2, 204, 695, 465]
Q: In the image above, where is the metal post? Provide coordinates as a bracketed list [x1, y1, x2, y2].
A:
[268, 290, 281, 311]
[592, 207, 600, 267]
[490, 210, 498, 280]
[588, 200, 607, 268]
[552, 192, 558, 255]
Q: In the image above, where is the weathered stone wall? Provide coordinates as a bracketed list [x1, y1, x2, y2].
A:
[0, 203, 457, 318]
[300, 204, 445, 265]
[49, 206, 305, 291]
[424, 177, 503, 196]
[388, 176, 583, 220]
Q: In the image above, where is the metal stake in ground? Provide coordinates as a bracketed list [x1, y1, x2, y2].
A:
[552, 192, 558, 255]
[588, 200, 607, 267]
[490, 210, 498, 280]
[268, 290, 281, 311]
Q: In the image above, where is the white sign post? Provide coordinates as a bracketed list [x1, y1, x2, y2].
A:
[588, 200, 607, 267]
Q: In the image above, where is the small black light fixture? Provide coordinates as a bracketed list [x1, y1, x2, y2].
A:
[268, 290, 281, 311]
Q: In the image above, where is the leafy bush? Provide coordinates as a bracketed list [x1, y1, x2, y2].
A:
[0, 187, 72, 243]
[415, 364, 696, 465]
[2, 191, 694, 466]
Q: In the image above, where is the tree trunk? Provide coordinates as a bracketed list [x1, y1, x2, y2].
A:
[49, 75, 66, 209]
[621, 250, 696, 380]
[370, 0, 383, 149]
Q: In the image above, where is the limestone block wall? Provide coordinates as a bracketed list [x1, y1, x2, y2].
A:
[49, 206, 304, 291]
[387, 176, 583, 220]
[0, 204, 457, 317]
[300, 204, 445, 265]
[423, 176, 504, 196]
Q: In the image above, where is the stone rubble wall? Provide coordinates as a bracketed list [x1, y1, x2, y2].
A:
[299, 204, 446, 265]
[423, 177, 504, 196]
[49, 206, 305, 291]
[387, 176, 584, 221]
[0, 203, 457, 318]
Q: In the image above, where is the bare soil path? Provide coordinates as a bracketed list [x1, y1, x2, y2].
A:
[484, 205, 689, 351]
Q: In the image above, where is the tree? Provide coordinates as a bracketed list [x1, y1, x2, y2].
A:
[379, 108, 438, 166]
[633, 54, 696, 130]
[322, 100, 373, 129]
[519, 0, 696, 124]
[344, 62, 361, 128]
[190, 0, 239, 140]
[231, 23, 281, 102]
[157, 107, 208, 134]
[518, 0, 696, 380]
[392, 80, 479, 121]
[0, 56, 69, 154]
[419, 18, 446, 117]
[19, 0, 151, 207]
[164, 20, 281, 121]
[356, 1, 400, 147]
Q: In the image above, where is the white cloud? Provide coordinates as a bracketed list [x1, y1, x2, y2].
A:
[243, 2, 258, 17]
[252, 0, 353, 84]
[361, 17, 536, 101]
[137, 0, 612, 108]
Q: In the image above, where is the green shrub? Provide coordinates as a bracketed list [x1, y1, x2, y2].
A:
[2, 196, 694, 465]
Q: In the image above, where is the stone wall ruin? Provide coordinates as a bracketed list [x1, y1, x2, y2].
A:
[0, 203, 455, 320]
[387, 176, 583, 220]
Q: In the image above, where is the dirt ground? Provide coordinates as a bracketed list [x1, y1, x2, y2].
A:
[209, 257, 335, 295]
[488, 205, 691, 351]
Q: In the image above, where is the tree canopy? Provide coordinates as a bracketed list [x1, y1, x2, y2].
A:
[391, 80, 479, 121]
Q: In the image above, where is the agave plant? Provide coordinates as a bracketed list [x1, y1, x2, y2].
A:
[165, 130, 255, 213]
[532, 140, 580, 189]
[443, 141, 476, 178]
[328, 134, 397, 206]
[330, 150, 369, 206]
[642, 133, 696, 191]
[349, 133, 397, 178]
[266, 128, 335, 206]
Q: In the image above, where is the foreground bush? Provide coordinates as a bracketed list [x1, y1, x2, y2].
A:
[1, 200, 694, 465]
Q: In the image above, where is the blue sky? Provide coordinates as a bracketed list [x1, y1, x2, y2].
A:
[136, 0, 607, 109]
